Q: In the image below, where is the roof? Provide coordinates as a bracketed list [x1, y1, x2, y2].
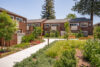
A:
[27, 19, 46, 23]
[0, 7, 26, 19]
[94, 22, 100, 26]
[44, 19, 68, 23]
[69, 18, 91, 23]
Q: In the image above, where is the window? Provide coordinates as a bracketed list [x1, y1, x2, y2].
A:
[70, 23, 79, 26]
[17, 29, 22, 33]
[45, 24, 50, 28]
[27, 26, 29, 30]
[89, 23, 91, 26]
[10, 15, 14, 20]
[82, 31, 88, 37]
[51, 24, 59, 26]
[34, 23, 40, 27]
[16, 17, 23, 22]
[80, 22, 88, 27]
[51, 26, 57, 31]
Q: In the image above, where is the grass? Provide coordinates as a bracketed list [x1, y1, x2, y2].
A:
[14, 40, 86, 67]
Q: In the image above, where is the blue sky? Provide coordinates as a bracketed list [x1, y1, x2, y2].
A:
[0, 0, 99, 24]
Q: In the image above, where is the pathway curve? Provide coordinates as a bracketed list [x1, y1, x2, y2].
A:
[75, 49, 90, 67]
[0, 39, 64, 67]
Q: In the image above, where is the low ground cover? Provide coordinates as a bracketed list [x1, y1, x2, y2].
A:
[14, 40, 86, 67]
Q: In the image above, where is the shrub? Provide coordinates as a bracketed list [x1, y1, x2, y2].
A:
[50, 32, 55, 37]
[83, 40, 100, 67]
[76, 32, 83, 38]
[13, 43, 30, 48]
[55, 31, 60, 37]
[94, 26, 100, 39]
[64, 33, 69, 39]
[22, 34, 35, 43]
[54, 49, 76, 67]
[44, 33, 49, 37]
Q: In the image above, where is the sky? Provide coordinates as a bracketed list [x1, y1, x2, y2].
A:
[0, 0, 100, 24]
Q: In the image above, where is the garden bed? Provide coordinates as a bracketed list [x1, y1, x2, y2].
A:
[14, 40, 86, 67]
[0, 39, 44, 58]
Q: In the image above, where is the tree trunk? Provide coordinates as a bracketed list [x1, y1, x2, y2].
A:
[90, 0, 94, 24]
[90, 12, 93, 24]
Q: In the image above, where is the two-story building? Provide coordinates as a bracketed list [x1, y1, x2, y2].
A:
[69, 18, 93, 36]
[0, 8, 27, 46]
[27, 19, 46, 34]
[27, 18, 93, 36]
[43, 19, 67, 36]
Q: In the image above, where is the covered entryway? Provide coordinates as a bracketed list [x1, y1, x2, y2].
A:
[82, 31, 88, 37]
[17, 33, 25, 44]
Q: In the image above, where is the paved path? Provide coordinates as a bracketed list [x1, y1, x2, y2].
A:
[0, 39, 65, 67]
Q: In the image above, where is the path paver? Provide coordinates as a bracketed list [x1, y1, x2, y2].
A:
[0, 39, 64, 67]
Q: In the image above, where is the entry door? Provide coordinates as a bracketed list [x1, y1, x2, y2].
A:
[83, 31, 88, 37]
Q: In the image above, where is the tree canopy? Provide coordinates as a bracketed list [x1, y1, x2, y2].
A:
[0, 11, 17, 41]
[41, 0, 55, 19]
[72, 0, 100, 23]
[66, 13, 77, 19]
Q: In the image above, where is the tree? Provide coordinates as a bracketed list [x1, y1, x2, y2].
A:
[0, 11, 17, 46]
[41, 0, 55, 19]
[72, 0, 100, 24]
[66, 13, 77, 19]
[64, 22, 70, 39]
[32, 26, 42, 38]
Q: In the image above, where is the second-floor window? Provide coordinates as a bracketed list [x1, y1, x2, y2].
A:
[10, 15, 14, 20]
[34, 23, 40, 27]
[80, 22, 88, 27]
[70, 23, 79, 26]
[44, 24, 50, 28]
[16, 17, 23, 22]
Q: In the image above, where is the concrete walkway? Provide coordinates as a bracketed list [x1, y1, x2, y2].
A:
[0, 39, 65, 67]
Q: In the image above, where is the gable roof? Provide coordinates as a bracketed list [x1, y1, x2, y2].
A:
[69, 18, 91, 23]
[44, 19, 68, 24]
[27, 19, 46, 23]
[0, 7, 26, 19]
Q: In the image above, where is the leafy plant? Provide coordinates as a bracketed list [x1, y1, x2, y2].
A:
[22, 34, 35, 43]
[54, 49, 76, 67]
[83, 40, 100, 67]
[94, 26, 100, 39]
[13, 43, 30, 48]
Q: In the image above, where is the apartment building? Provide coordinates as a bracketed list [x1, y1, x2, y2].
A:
[43, 19, 67, 36]
[27, 19, 46, 34]
[69, 18, 93, 36]
[0, 8, 27, 46]
[27, 18, 93, 36]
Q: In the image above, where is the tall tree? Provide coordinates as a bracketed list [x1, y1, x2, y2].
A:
[72, 0, 100, 24]
[41, 0, 55, 19]
[66, 13, 77, 19]
[0, 11, 17, 46]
